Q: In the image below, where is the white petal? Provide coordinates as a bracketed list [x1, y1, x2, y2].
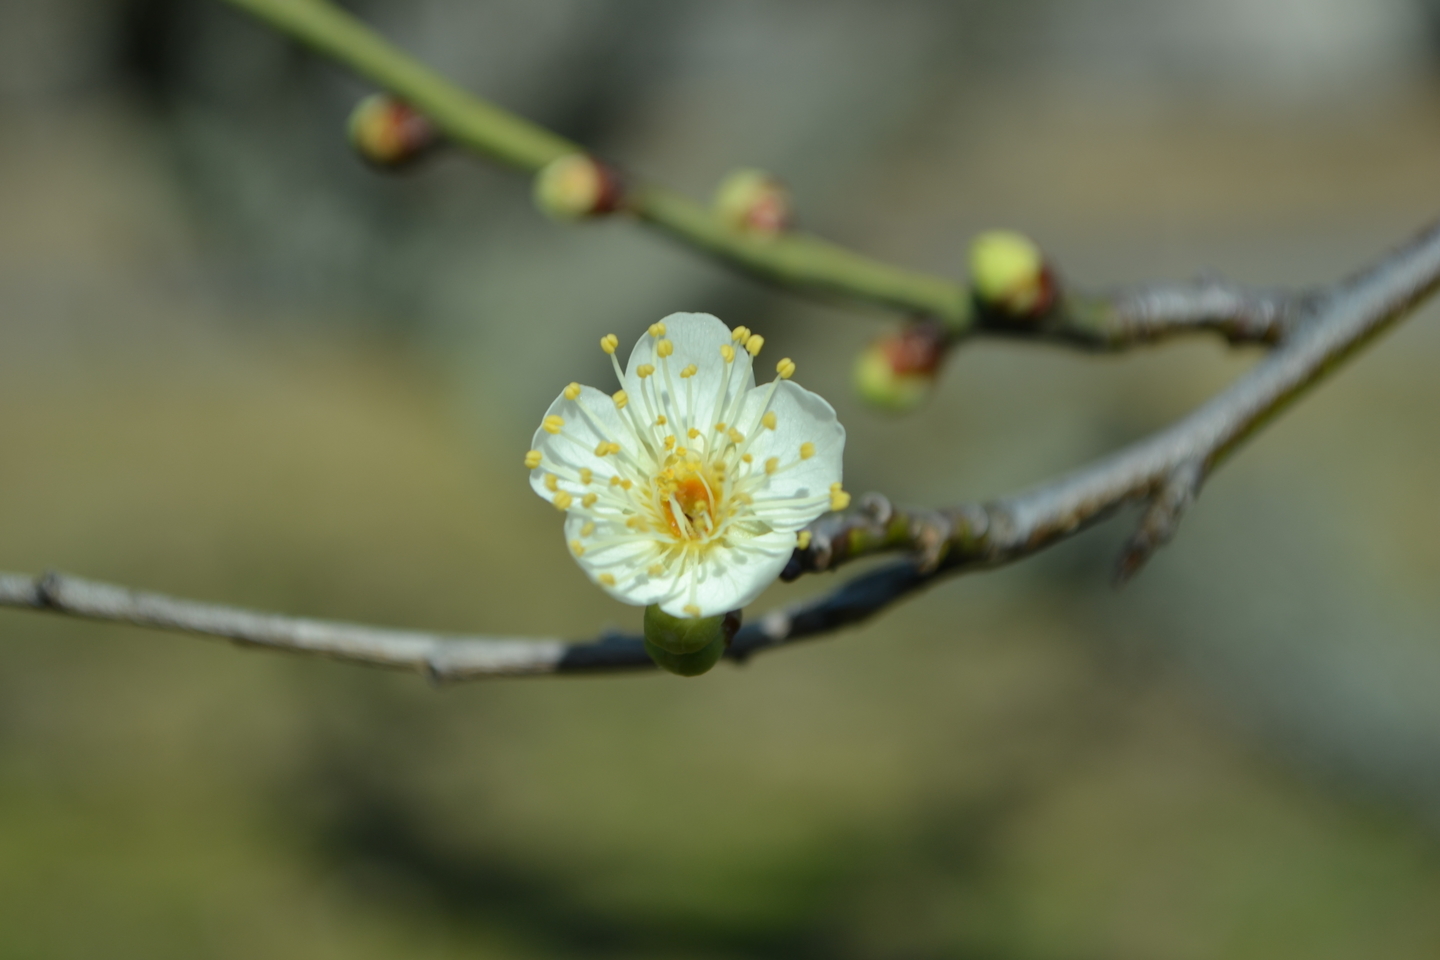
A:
[622, 312, 754, 433]
[737, 380, 845, 531]
[655, 529, 796, 618]
[529, 384, 645, 502]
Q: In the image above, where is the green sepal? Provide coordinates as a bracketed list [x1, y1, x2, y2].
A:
[644, 633, 728, 677]
[642, 606, 741, 677]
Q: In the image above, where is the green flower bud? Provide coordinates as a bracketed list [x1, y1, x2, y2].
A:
[969, 230, 1052, 317]
[643, 606, 740, 677]
[712, 168, 791, 238]
[348, 94, 438, 169]
[534, 153, 622, 220]
[853, 321, 948, 413]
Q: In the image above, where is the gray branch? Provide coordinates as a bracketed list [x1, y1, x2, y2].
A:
[2, 221, 1438, 681]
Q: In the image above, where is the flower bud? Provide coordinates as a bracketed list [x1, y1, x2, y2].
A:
[969, 230, 1055, 318]
[643, 606, 740, 677]
[533, 153, 623, 220]
[348, 94, 439, 169]
[853, 320, 948, 412]
[712, 168, 792, 238]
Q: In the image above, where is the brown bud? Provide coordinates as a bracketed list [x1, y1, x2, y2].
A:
[713, 168, 792, 239]
[854, 320, 949, 412]
[533, 153, 624, 220]
[348, 94, 439, 169]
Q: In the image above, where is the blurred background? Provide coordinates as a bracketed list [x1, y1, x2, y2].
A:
[2, 0, 1440, 956]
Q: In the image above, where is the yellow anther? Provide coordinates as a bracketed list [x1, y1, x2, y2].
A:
[742, 453, 754, 464]
[655, 415, 667, 426]
[765, 457, 779, 475]
[626, 516, 645, 530]
[544, 474, 559, 492]
[688, 427, 701, 439]
[680, 364, 698, 378]
[524, 450, 542, 469]
[542, 415, 564, 434]
[581, 521, 596, 537]
[609, 442, 622, 455]
[797, 530, 812, 550]
[612, 389, 628, 409]
[745, 334, 765, 356]
[637, 364, 655, 378]
[731, 326, 750, 343]
[714, 422, 727, 432]
[620, 479, 633, 490]
[564, 382, 582, 401]
[728, 428, 745, 444]
[610, 475, 622, 486]
[762, 411, 778, 431]
[656, 338, 675, 358]
[579, 468, 593, 485]
[601, 334, 619, 354]
[570, 539, 586, 557]
[598, 573, 616, 586]
[830, 487, 852, 511]
[595, 441, 610, 456]
[800, 442, 816, 460]
[676, 446, 688, 457]
[649, 322, 667, 338]
[720, 344, 735, 363]
[647, 564, 665, 577]
[683, 604, 701, 617]
[734, 492, 754, 504]
[776, 358, 795, 379]
[553, 491, 573, 510]
[664, 435, 676, 450]
[582, 494, 598, 509]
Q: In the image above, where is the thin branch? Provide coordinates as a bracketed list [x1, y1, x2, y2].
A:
[790, 219, 1440, 584]
[218, 0, 1302, 351]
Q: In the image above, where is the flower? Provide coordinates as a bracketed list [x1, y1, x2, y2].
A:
[526, 312, 847, 618]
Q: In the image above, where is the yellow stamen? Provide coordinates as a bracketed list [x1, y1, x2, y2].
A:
[797, 530, 812, 550]
[776, 358, 795, 379]
[570, 540, 585, 557]
[524, 450, 542, 469]
[830, 482, 850, 511]
[656, 339, 675, 358]
[731, 326, 750, 343]
[613, 389, 628, 409]
[581, 521, 596, 537]
[728, 428, 745, 444]
[647, 564, 665, 577]
[610, 476, 622, 486]
[544, 474, 559, 492]
[800, 442, 816, 460]
[620, 479, 633, 490]
[745, 334, 765, 356]
[664, 435, 676, 450]
[564, 382, 582, 401]
[553, 491, 573, 510]
[600, 334, 618, 354]
[626, 516, 645, 530]
[649, 322, 667, 337]
[680, 364, 698, 378]
[683, 604, 701, 617]
[543, 415, 564, 434]
[762, 411, 778, 431]
[765, 457, 779, 475]
[720, 344, 735, 363]
[688, 427, 701, 439]
[742, 453, 754, 464]
[582, 494, 598, 508]
[676, 446, 688, 457]
[637, 364, 655, 378]
[656, 415, 667, 426]
[598, 573, 616, 586]
[579, 468, 593, 485]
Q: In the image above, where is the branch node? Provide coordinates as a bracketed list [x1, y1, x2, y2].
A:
[1115, 461, 1203, 586]
[860, 491, 893, 526]
[911, 512, 955, 573]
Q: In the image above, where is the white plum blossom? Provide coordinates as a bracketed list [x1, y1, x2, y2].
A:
[526, 312, 847, 619]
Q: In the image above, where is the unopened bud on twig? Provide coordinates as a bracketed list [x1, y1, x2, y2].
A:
[853, 319, 949, 412]
[348, 94, 439, 169]
[533, 153, 624, 220]
[969, 230, 1055, 318]
[643, 605, 740, 677]
[712, 168, 792, 239]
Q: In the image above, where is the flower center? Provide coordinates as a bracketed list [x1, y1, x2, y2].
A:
[656, 461, 722, 540]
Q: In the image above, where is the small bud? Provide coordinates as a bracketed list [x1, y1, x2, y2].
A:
[348, 94, 439, 169]
[969, 230, 1055, 318]
[534, 153, 623, 220]
[712, 168, 792, 238]
[643, 605, 741, 677]
[853, 320, 948, 412]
